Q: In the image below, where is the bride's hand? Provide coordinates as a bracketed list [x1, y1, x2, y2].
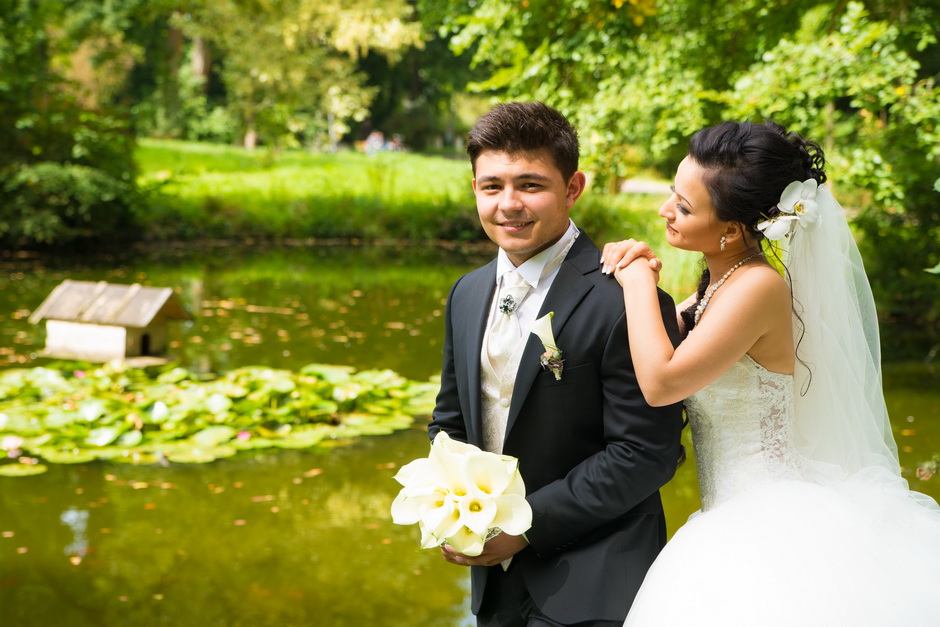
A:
[600, 239, 662, 277]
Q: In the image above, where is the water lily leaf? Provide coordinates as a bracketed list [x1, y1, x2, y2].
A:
[164, 444, 237, 464]
[33, 448, 99, 464]
[86, 427, 122, 447]
[79, 399, 107, 422]
[118, 430, 144, 447]
[157, 368, 191, 384]
[0, 463, 49, 477]
[205, 393, 232, 414]
[269, 425, 330, 449]
[192, 426, 236, 447]
[299, 363, 355, 384]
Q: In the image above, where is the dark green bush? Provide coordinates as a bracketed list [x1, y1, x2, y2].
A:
[1, 162, 139, 246]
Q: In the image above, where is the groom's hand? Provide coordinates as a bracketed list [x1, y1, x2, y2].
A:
[440, 533, 529, 567]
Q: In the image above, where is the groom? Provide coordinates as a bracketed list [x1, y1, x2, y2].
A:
[429, 101, 684, 626]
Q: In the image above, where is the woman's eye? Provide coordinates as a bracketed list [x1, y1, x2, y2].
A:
[677, 202, 690, 215]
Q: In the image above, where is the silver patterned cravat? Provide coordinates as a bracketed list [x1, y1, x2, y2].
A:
[486, 269, 532, 378]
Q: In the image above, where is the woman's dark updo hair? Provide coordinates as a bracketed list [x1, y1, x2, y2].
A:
[679, 121, 827, 335]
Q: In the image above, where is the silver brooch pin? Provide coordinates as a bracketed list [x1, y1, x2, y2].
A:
[498, 295, 518, 315]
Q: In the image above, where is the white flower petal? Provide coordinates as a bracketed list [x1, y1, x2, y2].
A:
[530, 312, 557, 351]
[432, 430, 480, 456]
[392, 457, 432, 486]
[457, 490, 498, 536]
[758, 216, 798, 240]
[490, 493, 533, 535]
[778, 181, 803, 214]
[461, 451, 516, 497]
[422, 496, 463, 542]
[391, 489, 438, 525]
[445, 526, 486, 557]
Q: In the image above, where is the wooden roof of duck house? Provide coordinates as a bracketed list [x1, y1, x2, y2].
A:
[29, 280, 192, 327]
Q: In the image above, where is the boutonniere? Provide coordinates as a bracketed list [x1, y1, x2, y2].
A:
[531, 312, 564, 380]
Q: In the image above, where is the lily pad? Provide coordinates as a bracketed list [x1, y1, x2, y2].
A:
[0, 463, 49, 477]
[192, 426, 236, 447]
[86, 427, 122, 447]
[164, 444, 238, 464]
[33, 447, 100, 464]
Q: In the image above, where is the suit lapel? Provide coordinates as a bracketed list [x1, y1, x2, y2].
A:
[505, 234, 599, 439]
[465, 261, 496, 446]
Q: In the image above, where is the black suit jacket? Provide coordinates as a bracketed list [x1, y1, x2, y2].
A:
[429, 231, 684, 623]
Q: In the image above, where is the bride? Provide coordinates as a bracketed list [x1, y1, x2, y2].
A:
[601, 121, 940, 625]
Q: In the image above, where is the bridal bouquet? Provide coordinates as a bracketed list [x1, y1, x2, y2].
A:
[390, 431, 532, 556]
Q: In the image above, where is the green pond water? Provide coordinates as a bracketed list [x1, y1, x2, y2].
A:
[1, 243, 938, 626]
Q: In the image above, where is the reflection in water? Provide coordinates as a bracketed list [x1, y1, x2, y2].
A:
[60, 508, 90, 558]
[1, 244, 938, 626]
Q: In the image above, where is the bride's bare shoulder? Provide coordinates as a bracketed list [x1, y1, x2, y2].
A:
[726, 263, 792, 314]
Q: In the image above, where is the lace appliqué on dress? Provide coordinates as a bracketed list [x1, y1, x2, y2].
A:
[685, 355, 802, 511]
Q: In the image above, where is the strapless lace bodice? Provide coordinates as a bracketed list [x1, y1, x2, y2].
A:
[685, 355, 802, 510]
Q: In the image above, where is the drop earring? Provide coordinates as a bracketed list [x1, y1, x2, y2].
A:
[720, 235, 727, 251]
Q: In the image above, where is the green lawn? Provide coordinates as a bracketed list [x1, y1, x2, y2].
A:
[134, 138, 697, 295]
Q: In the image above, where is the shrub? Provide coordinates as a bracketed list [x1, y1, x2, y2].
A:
[1, 162, 139, 246]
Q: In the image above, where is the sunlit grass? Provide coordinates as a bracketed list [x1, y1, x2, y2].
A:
[135, 138, 701, 299]
[137, 139, 477, 241]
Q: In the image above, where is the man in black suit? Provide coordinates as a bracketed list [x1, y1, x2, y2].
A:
[429, 101, 684, 626]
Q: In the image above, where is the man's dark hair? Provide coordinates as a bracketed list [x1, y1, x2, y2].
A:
[466, 101, 580, 181]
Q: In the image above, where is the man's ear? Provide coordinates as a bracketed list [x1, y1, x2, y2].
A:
[566, 172, 587, 208]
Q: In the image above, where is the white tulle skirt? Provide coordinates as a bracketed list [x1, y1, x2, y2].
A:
[625, 474, 940, 626]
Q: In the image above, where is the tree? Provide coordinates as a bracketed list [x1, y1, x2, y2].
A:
[429, 0, 940, 353]
[179, 0, 423, 148]
[0, 0, 140, 247]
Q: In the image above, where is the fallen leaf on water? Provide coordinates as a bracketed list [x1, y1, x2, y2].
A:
[375, 462, 396, 469]
[69, 556, 82, 565]
[250, 495, 274, 502]
[303, 468, 322, 478]
[234, 520, 246, 526]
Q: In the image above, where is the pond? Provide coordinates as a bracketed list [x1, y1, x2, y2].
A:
[1, 243, 938, 626]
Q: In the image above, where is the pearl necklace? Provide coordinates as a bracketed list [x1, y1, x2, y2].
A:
[693, 252, 764, 325]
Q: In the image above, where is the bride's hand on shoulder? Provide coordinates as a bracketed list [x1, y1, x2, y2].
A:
[600, 239, 662, 286]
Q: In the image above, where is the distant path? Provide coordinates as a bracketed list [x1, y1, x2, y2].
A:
[621, 179, 671, 194]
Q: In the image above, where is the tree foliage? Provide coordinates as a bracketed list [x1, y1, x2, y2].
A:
[0, 0, 140, 248]
[174, 0, 423, 148]
[433, 0, 940, 343]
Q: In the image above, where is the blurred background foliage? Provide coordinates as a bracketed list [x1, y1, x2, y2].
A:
[1, 0, 938, 337]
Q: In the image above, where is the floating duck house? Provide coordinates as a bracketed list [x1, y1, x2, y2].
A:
[29, 280, 192, 362]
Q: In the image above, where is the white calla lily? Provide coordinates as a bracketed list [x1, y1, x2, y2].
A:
[531, 312, 565, 380]
[390, 430, 533, 555]
[456, 489, 498, 537]
[490, 492, 533, 536]
[531, 312, 558, 351]
[445, 525, 487, 556]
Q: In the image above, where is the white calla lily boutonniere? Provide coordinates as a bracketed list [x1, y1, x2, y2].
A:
[757, 179, 824, 240]
[531, 312, 564, 381]
[390, 431, 532, 556]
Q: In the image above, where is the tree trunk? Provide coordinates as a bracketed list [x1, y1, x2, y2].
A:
[191, 36, 211, 94]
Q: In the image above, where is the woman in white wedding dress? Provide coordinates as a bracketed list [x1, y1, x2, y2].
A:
[601, 121, 940, 626]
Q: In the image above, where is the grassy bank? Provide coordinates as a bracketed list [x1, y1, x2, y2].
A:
[135, 138, 696, 294]
[137, 139, 479, 241]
